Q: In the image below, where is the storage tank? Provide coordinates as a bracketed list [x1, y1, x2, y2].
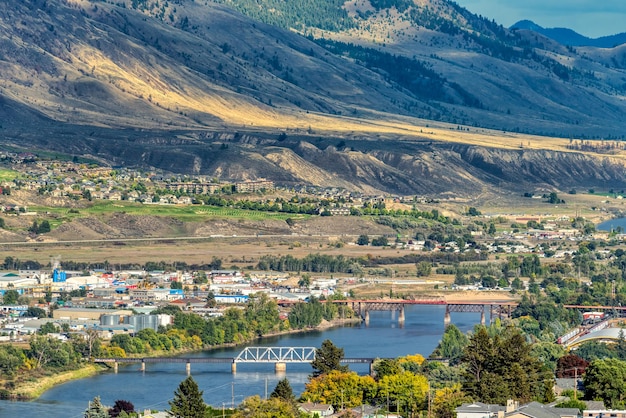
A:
[52, 269, 67, 282]
[125, 315, 159, 332]
[101, 315, 120, 326]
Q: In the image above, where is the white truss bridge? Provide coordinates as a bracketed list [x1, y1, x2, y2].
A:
[234, 346, 316, 363]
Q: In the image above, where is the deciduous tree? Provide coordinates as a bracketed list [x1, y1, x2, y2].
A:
[583, 358, 626, 409]
[109, 400, 135, 417]
[302, 370, 376, 409]
[233, 395, 300, 418]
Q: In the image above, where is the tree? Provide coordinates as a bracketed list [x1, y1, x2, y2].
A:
[168, 376, 207, 418]
[416, 261, 432, 277]
[371, 236, 388, 246]
[25, 306, 46, 318]
[555, 399, 586, 412]
[378, 370, 428, 416]
[0, 344, 26, 378]
[109, 400, 135, 417]
[38, 220, 51, 233]
[39, 321, 58, 335]
[583, 358, 626, 408]
[432, 384, 472, 418]
[373, 358, 402, 380]
[3, 289, 19, 305]
[357, 234, 369, 246]
[461, 326, 554, 404]
[233, 395, 300, 418]
[302, 370, 377, 409]
[430, 324, 468, 365]
[311, 339, 349, 377]
[270, 378, 295, 403]
[467, 207, 481, 216]
[556, 354, 589, 378]
[84, 396, 109, 418]
[298, 274, 311, 289]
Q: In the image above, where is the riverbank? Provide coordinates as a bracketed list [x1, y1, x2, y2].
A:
[4, 363, 106, 400]
[7, 316, 361, 400]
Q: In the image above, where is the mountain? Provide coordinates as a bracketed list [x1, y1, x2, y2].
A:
[511, 20, 626, 48]
[1, 0, 626, 195]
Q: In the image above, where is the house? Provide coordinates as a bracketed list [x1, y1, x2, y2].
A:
[583, 409, 626, 418]
[457, 401, 580, 418]
[456, 402, 505, 418]
[299, 402, 334, 417]
[506, 402, 579, 418]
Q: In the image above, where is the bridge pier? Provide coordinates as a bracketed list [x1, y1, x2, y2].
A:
[364, 310, 370, 325]
[480, 309, 486, 326]
[113, 361, 118, 374]
[444, 306, 451, 326]
[186, 361, 191, 376]
[140, 360, 145, 372]
[275, 362, 286, 373]
[398, 306, 405, 325]
[231, 362, 237, 374]
[369, 361, 375, 377]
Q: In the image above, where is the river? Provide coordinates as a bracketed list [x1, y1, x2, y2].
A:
[596, 217, 626, 232]
[0, 305, 481, 417]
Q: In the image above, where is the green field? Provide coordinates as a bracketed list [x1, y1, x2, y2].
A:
[31, 201, 310, 223]
[0, 168, 19, 182]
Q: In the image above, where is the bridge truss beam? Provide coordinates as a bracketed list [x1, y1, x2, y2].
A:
[234, 347, 316, 363]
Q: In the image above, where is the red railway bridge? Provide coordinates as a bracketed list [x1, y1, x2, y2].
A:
[277, 298, 519, 325]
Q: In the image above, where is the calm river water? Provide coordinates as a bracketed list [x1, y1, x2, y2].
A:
[596, 217, 626, 232]
[0, 305, 481, 417]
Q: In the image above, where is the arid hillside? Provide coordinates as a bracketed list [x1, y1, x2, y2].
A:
[1, 0, 626, 195]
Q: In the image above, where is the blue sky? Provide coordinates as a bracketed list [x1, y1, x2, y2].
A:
[454, 0, 625, 38]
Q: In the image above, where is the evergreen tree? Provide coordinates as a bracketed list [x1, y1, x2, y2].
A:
[430, 324, 468, 365]
[311, 339, 349, 377]
[461, 326, 554, 404]
[84, 396, 109, 418]
[168, 376, 207, 418]
[270, 378, 295, 403]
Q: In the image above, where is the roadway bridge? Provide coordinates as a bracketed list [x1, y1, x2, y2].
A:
[277, 298, 519, 325]
[94, 346, 377, 375]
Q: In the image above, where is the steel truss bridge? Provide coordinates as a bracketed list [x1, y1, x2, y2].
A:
[94, 346, 376, 374]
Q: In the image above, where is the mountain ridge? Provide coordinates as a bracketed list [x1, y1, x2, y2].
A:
[1, 0, 626, 195]
[511, 19, 626, 48]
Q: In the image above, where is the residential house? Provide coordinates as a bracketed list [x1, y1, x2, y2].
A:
[584, 410, 626, 418]
[456, 402, 505, 418]
[299, 402, 334, 417]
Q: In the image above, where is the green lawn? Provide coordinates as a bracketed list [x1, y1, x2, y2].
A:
[31, 201, 310, 222]
[0, 169, 19, 182]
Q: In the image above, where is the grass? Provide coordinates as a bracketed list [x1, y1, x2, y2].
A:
[0, 168, 20, 182]
[30, 201, 310, 223]
[7, 364, 105, 400]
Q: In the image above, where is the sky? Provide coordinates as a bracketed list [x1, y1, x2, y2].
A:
[454, 0, 626, 38]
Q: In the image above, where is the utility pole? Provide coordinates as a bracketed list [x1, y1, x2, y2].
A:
[428, 382, 430, 418]
[265, 377, 268, 400]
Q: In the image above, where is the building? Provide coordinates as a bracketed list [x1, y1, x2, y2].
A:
[456, 402, 505, 418]
[53, 307, 133, 321]
[299, 402, 334, 417]
[456, 401, 580, 418]
[584, 410, 626, 418]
